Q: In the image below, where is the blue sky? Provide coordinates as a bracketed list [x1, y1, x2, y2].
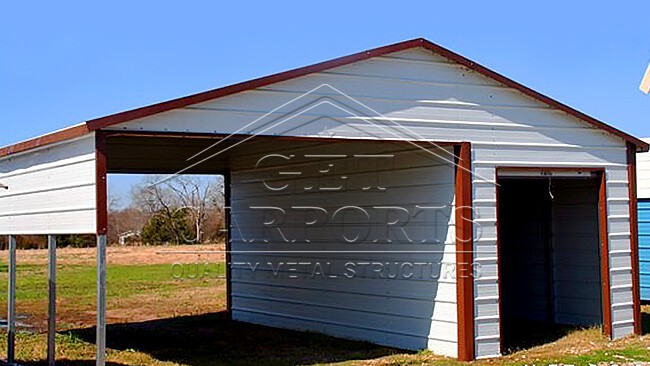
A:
[2, 1, 650, 200]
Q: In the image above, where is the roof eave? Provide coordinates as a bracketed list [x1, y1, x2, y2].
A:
[1, 38, 647, 157]
[0, 124, 91, 158]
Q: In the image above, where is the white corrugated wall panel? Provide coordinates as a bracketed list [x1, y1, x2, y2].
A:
[106, 47, 635, 357]
[0, 134, 96, 234]
[228, 141, 459, 357]
[637, 138, 650, 199]
[551, 179, 602, 325]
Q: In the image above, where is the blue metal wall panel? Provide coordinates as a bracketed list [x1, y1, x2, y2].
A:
[639, 199, 650, 301]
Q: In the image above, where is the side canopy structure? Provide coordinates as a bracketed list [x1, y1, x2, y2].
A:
[0, 133, 98, 235]
[0, 132, 107, 365]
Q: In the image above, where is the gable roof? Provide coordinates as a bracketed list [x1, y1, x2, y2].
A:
[1, 38, 647, 157]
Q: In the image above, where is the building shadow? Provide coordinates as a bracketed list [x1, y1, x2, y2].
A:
[642, 308, 650, 335]
[65, 311, 404, 366]
[501, 319, 585, 354]
[18, 361, 129, 366]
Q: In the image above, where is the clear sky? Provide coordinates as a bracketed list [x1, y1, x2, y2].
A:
[2, 1, 650, 199]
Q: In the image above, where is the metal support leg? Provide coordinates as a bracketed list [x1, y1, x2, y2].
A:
[47, 235, 56, 366]
[96, 234, 106, 366]
[7, 235, 16, 364]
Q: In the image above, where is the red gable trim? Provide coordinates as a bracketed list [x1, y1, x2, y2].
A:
[85, 38, 430, 131]
[1, 38, 647, 158]
[0, 124, 90, 158]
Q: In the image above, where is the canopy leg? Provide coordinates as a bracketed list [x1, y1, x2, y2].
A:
[7, 235, 16, 364]
[47, 235, 56, 366]
[96, 234, 106, 366]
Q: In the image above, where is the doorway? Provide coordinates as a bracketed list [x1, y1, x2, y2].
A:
[497, 174, 604, 352]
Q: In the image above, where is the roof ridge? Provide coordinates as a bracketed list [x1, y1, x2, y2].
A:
[1, 37, 647, 157]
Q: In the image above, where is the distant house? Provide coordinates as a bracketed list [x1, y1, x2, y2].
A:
[118, 230, 141, 245]
[0, 39, 646, 361]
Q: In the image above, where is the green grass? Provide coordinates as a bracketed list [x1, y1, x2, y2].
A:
[0, 261, 648, 365]
[0, 263, 223, 303]
[559, 348, 650, 364]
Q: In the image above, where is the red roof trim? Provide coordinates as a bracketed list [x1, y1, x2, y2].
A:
[0, 124, 90, 158]
[424, 40, 649, 152]
[1, 38, 647, 158]
[85, 38, 430, 131]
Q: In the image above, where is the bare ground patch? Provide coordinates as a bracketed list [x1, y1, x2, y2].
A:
[0, 243, 225, 266]
[0, 246, 649, 365]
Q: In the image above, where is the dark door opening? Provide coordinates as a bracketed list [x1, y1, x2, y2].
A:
[498, 176, 603, 353]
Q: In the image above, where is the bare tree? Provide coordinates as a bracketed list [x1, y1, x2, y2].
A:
[108, 188, 122, 213]
[132, 175, 224, 244]
[107, 187, 148, 244]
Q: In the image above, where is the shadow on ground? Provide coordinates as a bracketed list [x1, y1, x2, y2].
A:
[501, 319, 586, 354]
[19, 361, 129, 366]
[642, 306, 650, 335]
[65, 311, 404, 366]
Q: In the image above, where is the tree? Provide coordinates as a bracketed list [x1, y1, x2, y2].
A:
[131, 175, 224, 245]
[141, 208, 193, 244]
[56, 235, 95, 248]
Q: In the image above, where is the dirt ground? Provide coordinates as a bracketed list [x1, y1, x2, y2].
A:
[0, 243, 413, 366]
[0, 244, 227, 333]
[56, 283, 227, 331]
[1, 245, 649, 365]
[0, 243, 226, 266]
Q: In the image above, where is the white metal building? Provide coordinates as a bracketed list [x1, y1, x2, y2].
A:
[635, 138, 650, 301]
[0, 38, 646, 363]
[638, 139, 650, 199]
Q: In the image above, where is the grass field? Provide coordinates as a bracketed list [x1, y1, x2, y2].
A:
[0, 246, 649, 365]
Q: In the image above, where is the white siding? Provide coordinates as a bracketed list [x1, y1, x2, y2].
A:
[228, 141, 458, 357]
[0, 134, 96, 235]
[551, 179, 602, 326]
[637, 138, 650, 199]
[106, 47, 635, 357]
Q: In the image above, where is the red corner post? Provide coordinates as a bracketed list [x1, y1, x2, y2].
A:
[627, 143, 642, 335]
[455, 143, 474, 360]
[598, 170, 613, 338]
[96, 131, 108, 235]
[95, 131, 108, 366]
